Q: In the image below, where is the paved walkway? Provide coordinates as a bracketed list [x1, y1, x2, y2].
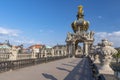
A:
[0, 58, 94, 80]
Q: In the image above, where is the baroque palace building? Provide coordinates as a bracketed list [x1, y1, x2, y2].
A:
[39, 44, 68, 58]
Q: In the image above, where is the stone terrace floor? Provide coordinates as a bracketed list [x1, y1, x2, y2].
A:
[0, 58, 94, 80]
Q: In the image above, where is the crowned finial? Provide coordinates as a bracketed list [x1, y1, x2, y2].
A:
[78, 5, 83, 15]
[71, 5, 89, 33]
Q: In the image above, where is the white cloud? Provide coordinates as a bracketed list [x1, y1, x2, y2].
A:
[13, 39, 42, 46]
[95, 31, 120, 47]
[24, 40, 40, 44]
[0, 27, 43, 47]
[0, 27, 20, 37]
[13, 39, 41, 44]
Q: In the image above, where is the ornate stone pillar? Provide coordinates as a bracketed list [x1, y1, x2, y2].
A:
[51, 49, 54, 57]
[88, 42, 93, 56]
[83, 42, 88, 56]
[67, 43, 70, 57]
[32, 47, 36, 59]
[9, 46, 18, 60]
[72, 42, 76, 57]
[67, 41, 76, 58]
[66, 42, 71, 57]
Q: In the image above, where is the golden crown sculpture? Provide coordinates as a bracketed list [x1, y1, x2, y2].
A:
[71, 5, 89, 33]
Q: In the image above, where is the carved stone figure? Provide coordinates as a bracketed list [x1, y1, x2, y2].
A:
[90, 31, 94, 39]
[66, 32, 72, 41]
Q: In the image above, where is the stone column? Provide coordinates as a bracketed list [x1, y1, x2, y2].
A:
[9, 51, 17, 60]
[62, 50, 64, 56]
[68, 43, 72, 57]
[31, 47, 37, 59]
[51, 49, 54, 57]
[67, 42, 76, 58]
[88, 43, 93, 56]
[44, 50, 47, 57]
[32, 51, 36, 59]
[72, 42, 76, 57]
[83, 42, 88, 56]
[9, 46, 18, 60]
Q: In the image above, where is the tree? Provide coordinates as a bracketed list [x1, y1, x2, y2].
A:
[113, 48, 120, 63]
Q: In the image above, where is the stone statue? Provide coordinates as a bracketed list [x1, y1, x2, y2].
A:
[78, 5, 83, 15]
[66, 32, 72, 41]
[90, 31, 94, 39]
[89, 45, 100, 63]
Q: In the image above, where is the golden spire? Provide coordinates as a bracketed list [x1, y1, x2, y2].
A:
[78, 5, 83, 15]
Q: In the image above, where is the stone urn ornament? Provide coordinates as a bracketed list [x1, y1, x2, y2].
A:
[98, 39, 118, 71]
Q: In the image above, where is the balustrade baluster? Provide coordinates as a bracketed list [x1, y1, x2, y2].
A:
[0, 56, 67, 73]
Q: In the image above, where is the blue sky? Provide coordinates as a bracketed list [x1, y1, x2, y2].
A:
[0, 0, 120, 47]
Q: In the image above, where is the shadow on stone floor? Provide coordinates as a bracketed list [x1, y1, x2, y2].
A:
[62, 63, 75, 67]
[68, 60, 79, 64]
[56, 67, 70, 72]
[42, 73, 57, 80]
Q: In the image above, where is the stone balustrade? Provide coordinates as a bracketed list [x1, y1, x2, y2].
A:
[0, 53, 10, 62]
[0, 51, 67, 61]
[0, 53, 34, 61]
[0, 56, 68, 73]
[17, 54, 32, 60]
[87, 56, 106, 80]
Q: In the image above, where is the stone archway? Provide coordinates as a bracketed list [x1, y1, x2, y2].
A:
[66, 5, 94, 57]
[75, 42, 83, 56]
